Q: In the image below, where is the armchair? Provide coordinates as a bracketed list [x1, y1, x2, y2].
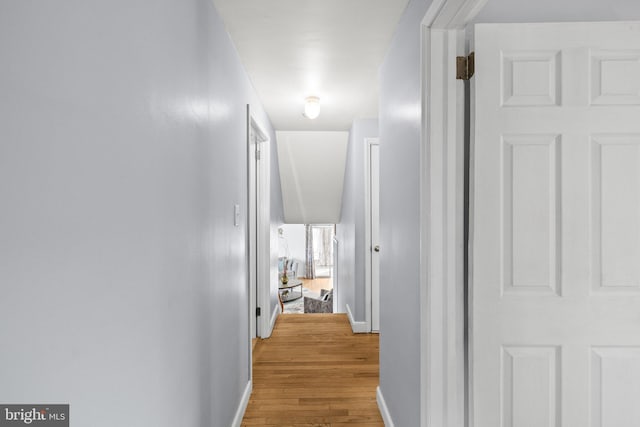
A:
[304, 289, 333, 313]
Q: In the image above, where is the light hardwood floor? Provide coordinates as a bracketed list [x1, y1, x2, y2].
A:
[299, 277, 333, 293]
[242, 314, 383, 426]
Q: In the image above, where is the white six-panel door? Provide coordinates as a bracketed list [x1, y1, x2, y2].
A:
[472, 22, 640, 427]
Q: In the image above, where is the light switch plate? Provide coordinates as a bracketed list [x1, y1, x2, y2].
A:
[234, 204, 240, 227]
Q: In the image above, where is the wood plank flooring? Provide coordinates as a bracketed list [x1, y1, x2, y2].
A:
[242, 314, 383, 426]
[299, 277, 333, 293]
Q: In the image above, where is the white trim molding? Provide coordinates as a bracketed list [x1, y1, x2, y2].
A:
[257, 133, 271, 340]
[420, 27, 466, 427]
[364, 137, 380, 333]
[376, 386, 395, 427]
[422, 0, 488, 28]
[247, 107, 272, 340]
[346, 304, 368, 334]
[419, 1, 486, 427]
[231, 380, 252, 427]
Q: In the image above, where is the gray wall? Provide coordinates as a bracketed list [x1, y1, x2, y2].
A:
[337, 119, 378, 320]
[269, 133, 285, 320]
[0, 1, 281, 426]
[378, 0, 431, 425]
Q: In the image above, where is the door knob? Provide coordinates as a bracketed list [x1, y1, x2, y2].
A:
[374, 245, 380, 252]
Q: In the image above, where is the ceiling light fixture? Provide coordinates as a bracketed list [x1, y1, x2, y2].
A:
[303, 96, 320, 119]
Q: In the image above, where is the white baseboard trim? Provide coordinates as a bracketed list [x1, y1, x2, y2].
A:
[346, 304, 369, 333]
[377, 386, 395, 427]
[231, 380, 252, 427]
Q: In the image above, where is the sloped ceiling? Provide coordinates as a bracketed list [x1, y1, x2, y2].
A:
[276, 131, 348, 224]
[211, 0, 408, 224]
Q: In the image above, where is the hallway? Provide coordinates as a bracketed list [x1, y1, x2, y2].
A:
[3, 1, 640, 426]
[243, 314, 382, 426]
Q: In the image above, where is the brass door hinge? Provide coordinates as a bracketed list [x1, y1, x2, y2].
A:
[456, 52, 475, 80]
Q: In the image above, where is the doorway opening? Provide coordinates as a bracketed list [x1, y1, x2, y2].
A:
[278, 224, 336, 314]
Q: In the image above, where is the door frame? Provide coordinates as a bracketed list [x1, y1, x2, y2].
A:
[247, 105, 272, 342]
[364, 137, 380, 333]
[418, 1, 487, 426]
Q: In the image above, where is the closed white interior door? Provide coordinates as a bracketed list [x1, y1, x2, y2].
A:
[471, 22, 640, 427]
[371, 141, 380, 332]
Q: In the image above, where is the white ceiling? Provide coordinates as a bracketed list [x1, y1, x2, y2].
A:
[212, 0, 410, 131]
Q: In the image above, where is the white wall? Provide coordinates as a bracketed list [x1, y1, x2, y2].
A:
[0, 1, 282, 426]
[378, 0, 432, 425]
[280, 224, 306, 276]
[281, 224, 306, 260]
[336, 119, 378, 319]
[276, 131, 349, 224]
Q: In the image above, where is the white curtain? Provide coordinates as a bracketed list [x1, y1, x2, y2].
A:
[314, 227, 333, 266]
[304, 224, 316, 279]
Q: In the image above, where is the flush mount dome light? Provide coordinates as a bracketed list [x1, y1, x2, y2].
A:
[303, 96, 320, 119]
